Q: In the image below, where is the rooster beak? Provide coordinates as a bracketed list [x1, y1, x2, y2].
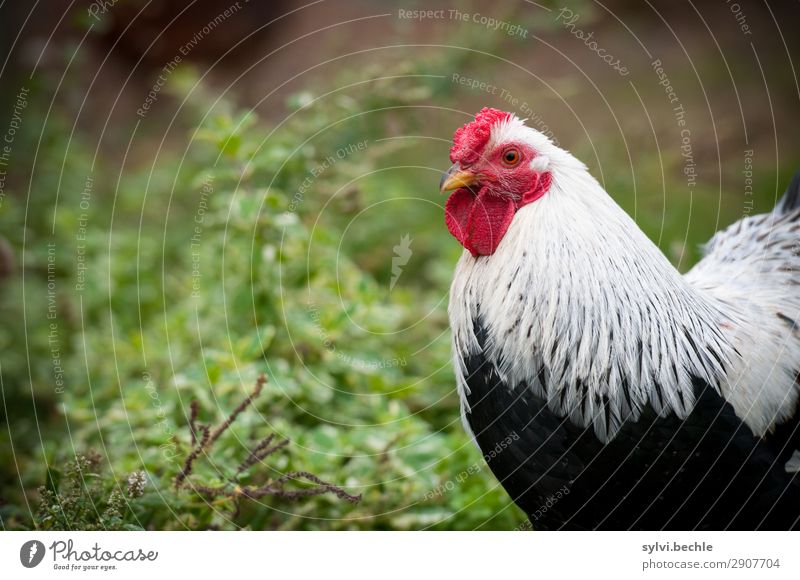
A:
[440, 164, 478, 192]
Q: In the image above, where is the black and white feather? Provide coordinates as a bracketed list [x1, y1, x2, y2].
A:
[448, 116, 800, 529]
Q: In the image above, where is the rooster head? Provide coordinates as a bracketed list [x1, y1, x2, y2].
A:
[440, 107, 553, 257]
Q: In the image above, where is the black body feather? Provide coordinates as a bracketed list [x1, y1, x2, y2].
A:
[461, 318, 800, 530]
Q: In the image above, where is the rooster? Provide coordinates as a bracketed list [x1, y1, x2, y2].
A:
[441, 107, 800, 530]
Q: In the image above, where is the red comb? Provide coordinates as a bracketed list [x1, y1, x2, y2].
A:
[449, 107, 511, 166]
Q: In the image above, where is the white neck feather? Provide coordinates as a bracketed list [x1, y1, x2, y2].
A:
[449, 160, 737, 442]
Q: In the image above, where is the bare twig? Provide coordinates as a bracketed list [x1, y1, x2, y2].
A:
[235, 434, 290, 476]
[188, 471, 361, 504]
[175, 421, 209, 488]
[206, 373, 266, 449]
[175, 373, 361, 511]
[189, 400, 200, 446]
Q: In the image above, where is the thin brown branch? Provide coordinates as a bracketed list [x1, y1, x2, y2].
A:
[189, 400, 200, 446]
[205, 374, 266, 449]
[267, 471, 361, 503]
[174, 372, 360, 510]
[235, 434, 291, 476]
[175, 423, 210, 488]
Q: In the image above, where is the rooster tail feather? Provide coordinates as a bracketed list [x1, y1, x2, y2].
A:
[774, 170, 800, 215]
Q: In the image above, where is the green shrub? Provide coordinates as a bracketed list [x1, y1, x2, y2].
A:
[2, 53, 523, 530]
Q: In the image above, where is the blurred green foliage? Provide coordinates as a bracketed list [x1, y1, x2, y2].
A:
[0, 49, 526, 530]
[1, 2, 793, 531]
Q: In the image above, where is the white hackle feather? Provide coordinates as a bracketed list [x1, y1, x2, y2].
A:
[449, 114, 800, 443]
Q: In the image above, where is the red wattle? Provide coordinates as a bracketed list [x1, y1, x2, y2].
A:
[445, 187, 516, 257]
[444, 172, 552, 257]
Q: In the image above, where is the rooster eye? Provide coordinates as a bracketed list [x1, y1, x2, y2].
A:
[501, 149, 520, 166]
